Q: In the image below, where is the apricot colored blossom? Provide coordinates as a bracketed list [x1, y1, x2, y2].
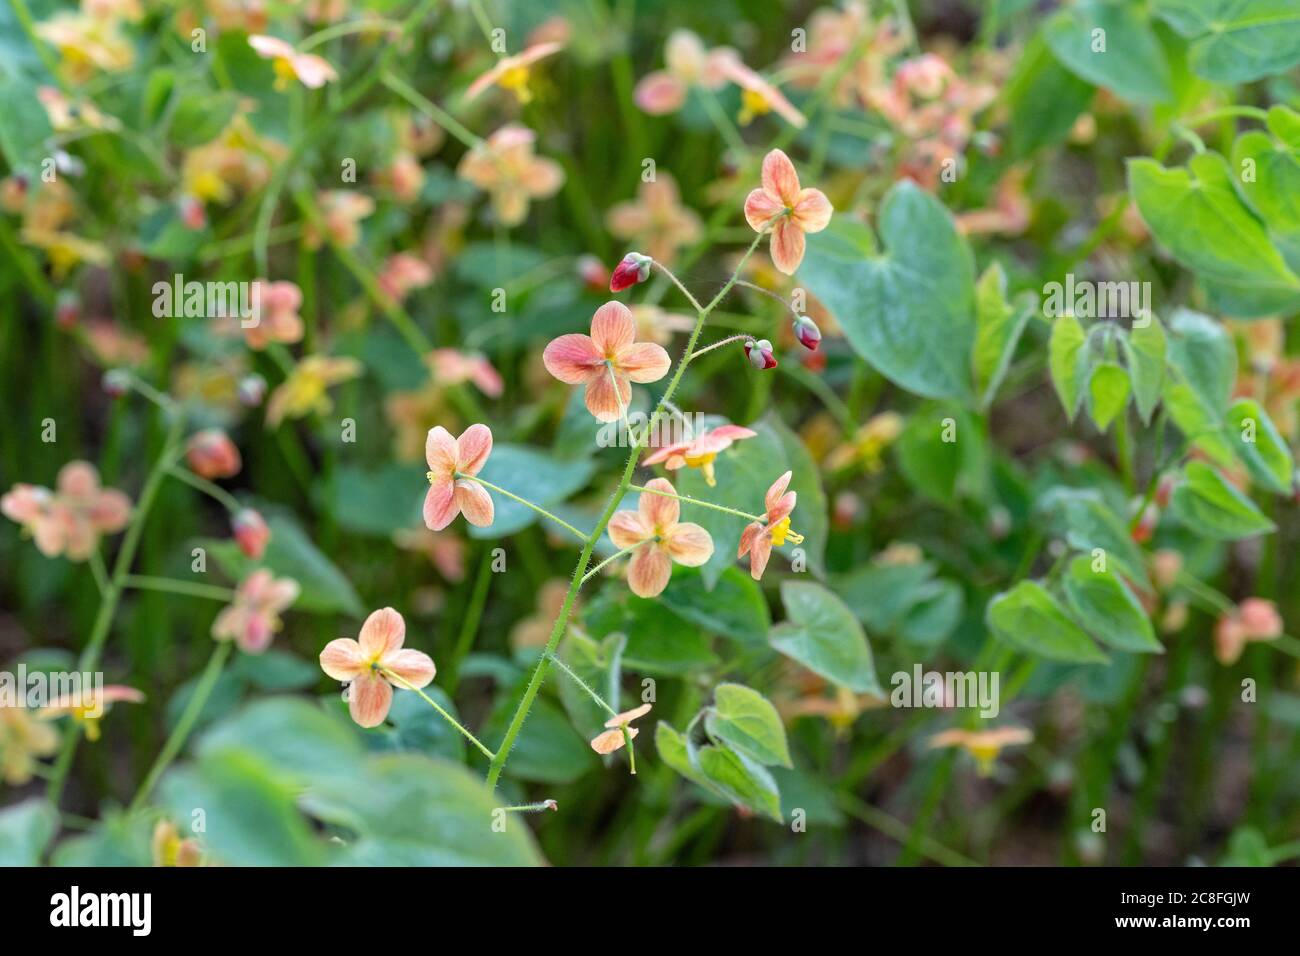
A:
[825, 411, 904, 473]
[1214, 598, 1283, 665]
[928, 726, 1032, 776]
[319, 608, 436, 728]
[243, 279, 304, 349]
[428, 348, 504, 398]
[642, 424, 756, 487]
[608, 478, 713, 598]
[457, 125, 564, 227]
[738, 471, 802, 581]
[606, 173, 703, 266]
[265, 355, 362, 426]
[0, 705, 60, 785]
[543, 301, 671, 422]
[721, 58, 806, 129]
[212, 569, 299, 654]
[39, 685, 144, 742]
[248, 34, 338, 89]
[2, 462, 131, 562]
[424, 424, 495, 531]
[232, 508, 270, 559]
[633, 30, 732, 115]
[305, 190, 374, 248]
[591, 703, 652, 754]
[377, 253, 433, 303]
[36, 12, 134, 82]
[744, 149, 833, 275]
[185, 429, 241, 480]
[464, 41, 564, 104]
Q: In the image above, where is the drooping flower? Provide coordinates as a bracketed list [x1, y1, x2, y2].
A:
[185, 429, 241, 480]
[211, 569, 299, 654]
[928, 726, 1032, 776]
[456, 125, 564, 227]
[642, 424, 756, 487]
[319, 607, 436, 728]
[633, 30, 732, 115]
[464, 40, 564, 104]
[792, 315, 822, 351]
[2, 462, 131, 562]
[248, 34, 338, 89]
[744, 149, 833, 275]
[152, 821, 202, 867]
[609, 252, 652, 293]
[0, 705, 60, 785]
[590, 703, 652, 754]
[738, 471, 803, 581]
[38, 685, 144, 743]
[721, 58, 807, 129]
[607, 478, 713, 598]
[232, 508, 270, 559]
[606, 173, 703, 266]
[265, 355, 362, 426]
[542, 301, 671, 422]
[825, 411, 904, 473]
[423, 424, 495, 531]
[744, 338, 777, 370]
[1214, 598, 1283, 665]
[243, 279, 304, 350]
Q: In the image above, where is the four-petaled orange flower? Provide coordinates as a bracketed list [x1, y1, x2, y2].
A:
[1214, 597, 1283, 665]
[244, 279, 304, 350]
[608, 478, 713, 598]
[2, 461, 131, 562]
[738, 470, 802, 581]
[464, 41, 564, 104]
[928, 726, 1032, 776]
[248, 34, 338, 89]
[212, 569, 299, 654]
[319, 608, 436, 728]
[543, 301, 671, 422]
[591, 702, 652, 754]
[642, 424, 756, 487]
[39, 685, 144, 742]
[744, 149, 833, 275]
[457, 125, 564, 227]
[424, 424, 495, 531]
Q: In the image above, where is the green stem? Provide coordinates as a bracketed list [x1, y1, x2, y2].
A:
[122, 575, 236, 603]
[580, 541, 645, 584]
[384, 669, 496, 760]
[300, 19, 401, 51]
[168, 466, 241, 513]
[129, 641, 232, 813]
[628, 483, 764, 523]
[688, 334, 751, 361]
[652, 261, 704, 313]
[545, 651, 618, 716]
[457, 474, 589, 543]
[838, 794, 978, 867]
[382, 71, 484, 149]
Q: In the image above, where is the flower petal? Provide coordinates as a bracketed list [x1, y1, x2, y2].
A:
[615, 341, 671, 383]
[454, 480, 495, 527]
[769, 217, 806, 275]
[456, 423, 493, 475]
[748, 532, 773, 580]
[608, 510, 650, 549]
[359, 607, 406, 658]
[634, 71, 687, 115]
[384, 648, 436, 689]
[90, 489, 131, 532]
[744, 187, 786, 232]
[604, 703, 652, 728]
[590, 301, 636, 356]
[765, 471, 793, 512]
[348, 672, 393, 728]
[761, 149, 801, 204]
[793, 188, 833, 233]
[590, 726, 637, 754]
[423, 480, 459, 531]
[664, 522, 713, 566]
[638, 477, 679, 530]
[627, 546, 672, 597]
[425, 425, 459, 474]
[320, 638, 367, 681]
[583, 371, 631, 422]
[542, 333, 602, 384]
[57, 461, 99, 497]
[738, 521, 762, 558]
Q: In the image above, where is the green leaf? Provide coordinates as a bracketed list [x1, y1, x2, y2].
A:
[1167, 309, 1235, 409]
[582, 589, 718, 675]
[1120, 319, 1166, 424]
[1232, 108, 1300, 273]
[1004, 33, 1096, 158]
[1049, 314, 1090, 420]
[557, 630, 624, 734]
[659, 567, 770, 644]
[51, 812, 153, 867]
[896, 402, 990, 507]
[0, 799, 58, 866]
[1087, 361, 1130, 432]
[1062, 555, 1162, 653]
[197, 697, 363, 783]
[1154, 0, 1300, 83]
[655, 721, 720, 794]
[770, 580, 880, 693]
[705, 683, 792, 768]
[328, 462, 426, 537]
[370, 686, 467, 762]
[1128, 154, 1300, 316]
[1169, 460, 1277, 540]
[973, 263, 1036, 409]
[1040, 487, 1148, 582]
[302, 754, 543, 865]
[0, 75, 53, 175]
[1226, 399, 1294, 495]
[469, 443, 596, 539]
[1045, 0, 1173, 103]
[484, 691, 596, 784]
[696, 744, 783, 823]
[168, 90, 240, 147]
[800, 181, 976, 400]
[987, 579, 1107, 664]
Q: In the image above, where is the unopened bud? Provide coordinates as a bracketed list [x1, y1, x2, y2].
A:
[103, 369, 131, 398]
[609, 252, 652, 292]
[55, 290, 80, 329]
[186, 429, 242, 480]
[238, 374, 267, 407]
[744, 338, 777, 370]
[792, 314, 821, 351]
[232, 508, 270, 559]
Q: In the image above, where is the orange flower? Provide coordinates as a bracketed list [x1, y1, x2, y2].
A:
[738, 471, 802, 581]
[212, 569, 299, 654]
[457, 125, 564, 227]
[464, 41, 564, 104]
[243, 279, 304, 350]
[428, 348, 503, 398]
[185, 429, 241, 479]
[1214, 598, 1283, 665]
[542, 301, 671, 422]
[248, 34, 338, 89]
[744, 149, 833, 275]
[928, 726, 1032, 776]
[607, 478, 713, 597]
[720, 57, 807, 129]
[633, 30, 732, 115]
[606, 173, 703, 265]
[2, 462, 131, 562]
[152, 821, 202, 867]
[642, 423, 756, 487]
[319, 608, 436, 728]
[590, 703, 652, 754]
[305, 190, 374, 248]
[265, 355, 362, 426]
[423, 424, 494, 531]
[39, 685, 144, 742]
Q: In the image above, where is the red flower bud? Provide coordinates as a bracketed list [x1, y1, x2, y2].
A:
[232, 508, 270, 559]
[609, 252, 652, 292]
[792, 314, 821, 351]
[186, 429, 242, 480]
[577, 255, 610, 293]
[744, 338, 777, 370]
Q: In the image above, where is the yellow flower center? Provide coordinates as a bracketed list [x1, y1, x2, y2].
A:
[738, 89, 771, 126]
[968, 743, 1000, 776]
[684, 451, 717, 487]
[499, 64, 533, 103]
[770, 516, 791, 546]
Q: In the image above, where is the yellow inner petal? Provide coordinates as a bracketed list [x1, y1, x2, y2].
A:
[684, 451, 717, 487]
[499, 65, 533, 103]
[738, 89, 771, 126]
[769, 516, 791, 547]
